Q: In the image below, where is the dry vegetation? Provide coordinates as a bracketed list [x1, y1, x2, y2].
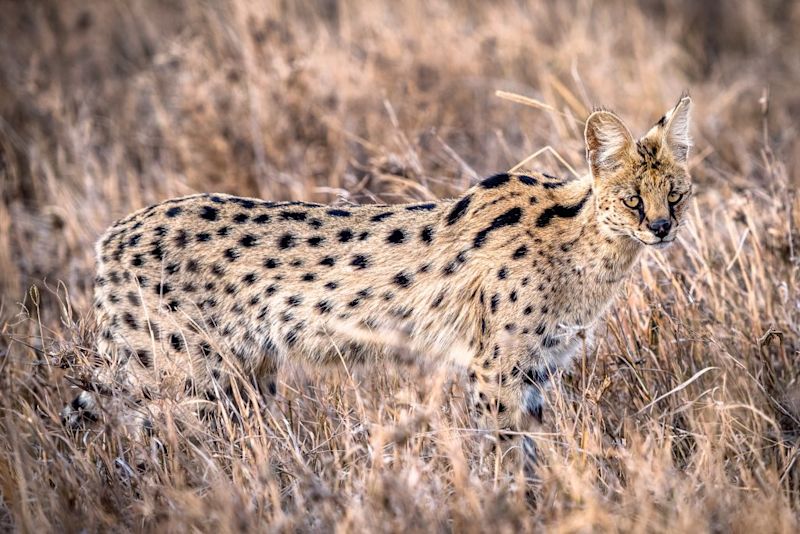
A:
[1, 0, 799, 531]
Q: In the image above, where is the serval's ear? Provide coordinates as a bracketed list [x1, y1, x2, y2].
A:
[658, 95, 692, 164]
[584, 109, 635, 179]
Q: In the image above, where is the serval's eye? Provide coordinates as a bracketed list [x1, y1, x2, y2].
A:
[623, 195, 641, 209]
[667, 191, 683, 204]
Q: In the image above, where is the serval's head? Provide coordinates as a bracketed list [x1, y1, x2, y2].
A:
[585, 96, 692, 248]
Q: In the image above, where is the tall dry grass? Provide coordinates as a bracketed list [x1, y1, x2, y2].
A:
[1, 0, 799, 531]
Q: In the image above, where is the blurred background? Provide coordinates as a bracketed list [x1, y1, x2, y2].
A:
[1, 1, 799, 531]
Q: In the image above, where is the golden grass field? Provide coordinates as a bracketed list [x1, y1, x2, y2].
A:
[1, 0, 799, 531]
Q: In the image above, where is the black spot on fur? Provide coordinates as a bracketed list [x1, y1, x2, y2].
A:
[447, 195, 472, 225]
[393, 271, 412, 288]
[490, 294, 499, 313]
[240, 234, 257, 247]
[134, 349, 151, 367]
[338, 229, 354, 243]
[497, 267, 508, 279]
[370, 212, 394, 222]
[224, 248, 240, 261]
[542, 336, 559, 348]
[513, 245, 528, 259]
[386, 229, 405, 244]
[165, 206, 182, 218]
[307, 236, 325, 247]
[264, 258, 280, 269]
[285, 323, 303, 346]
[170, 333, 184, 352]
[174, 230, 189, 248]
[514, 365, 552, 387]
[420, 225, 434, 244]
[150, 242, 164, 260]
[196, 232, 211, 242]
[442, 249, 468, 276]
[351, 255, 369, 269]
[287, 295, 302, 306]
[316, 300, 332, 314]
[278, 234, 296, 249]
[406, 203, 436, 211]
[199, 206, 219, 221]
[536, 189, 592, 227]
[233, 213, 249, 224]
[232, 198, 257, 209]
[157, 281, 172, 296]
[123, 312, 139, 330]
[199, 342, 214, 358]
[327, 209, 351, 217]
[131, 254, 144, 267]
[320, 256, 335, 267]
[359, 231, 369, 241]
[242, 273, 257, 285]
[357, 288, 372, 299]
[324, 281, 339, 290]
[518, 175, 538, 186]
[254, 214, 271, 224]
[473, 207, 522, 247]
[480, 173, 510, 188]
[280, 211, 307, 221]
[302, 273, 316, 282]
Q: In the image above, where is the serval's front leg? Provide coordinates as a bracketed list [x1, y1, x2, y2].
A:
[469, 342, 555, 476]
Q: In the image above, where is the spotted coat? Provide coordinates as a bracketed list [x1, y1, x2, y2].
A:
[83, 97, 693, 434]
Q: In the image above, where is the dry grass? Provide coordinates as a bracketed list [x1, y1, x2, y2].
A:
[1, 0, 799, 531]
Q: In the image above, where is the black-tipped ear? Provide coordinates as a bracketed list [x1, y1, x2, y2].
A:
[661, 96, 692, 164]
[584, 110, 635, 178]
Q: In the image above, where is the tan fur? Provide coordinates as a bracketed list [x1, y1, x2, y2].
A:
[76, 97, 693, 435]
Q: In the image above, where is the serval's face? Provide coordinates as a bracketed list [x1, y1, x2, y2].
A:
[585, 96, 693, 248]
